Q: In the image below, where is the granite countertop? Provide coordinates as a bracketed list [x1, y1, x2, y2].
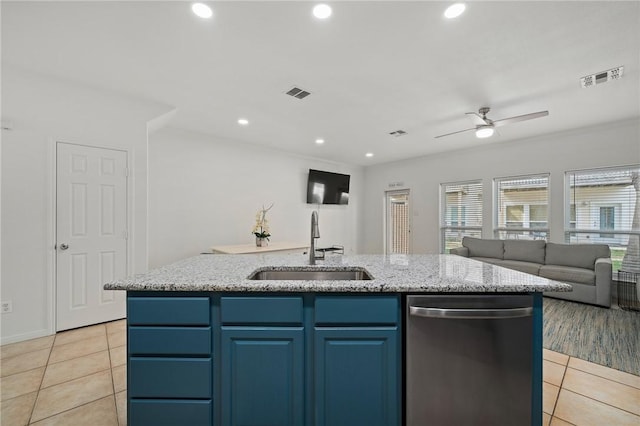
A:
[104, 253, 573, 293]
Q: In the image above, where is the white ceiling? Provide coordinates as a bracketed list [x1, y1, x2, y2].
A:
[3, 1, 639, 166]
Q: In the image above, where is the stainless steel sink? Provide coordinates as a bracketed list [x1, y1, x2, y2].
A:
[248, 267, 373, 280]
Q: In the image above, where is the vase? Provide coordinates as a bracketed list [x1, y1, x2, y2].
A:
[256, 237, 268, 247]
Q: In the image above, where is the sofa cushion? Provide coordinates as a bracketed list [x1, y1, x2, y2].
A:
[463, 237, 504, 259]
[449, 246, 469, 257]
[545, 243, 610, 270]
[539, 265, 595, 285]
[470, 257, 503, 265]
[503, 240, 546, 264]
[497, 260, 542, 276]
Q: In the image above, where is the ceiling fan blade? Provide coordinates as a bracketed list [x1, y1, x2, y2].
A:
[465, 112, 490, 126]
[434, 127, 476, 139]
[492, 111, 549, 128]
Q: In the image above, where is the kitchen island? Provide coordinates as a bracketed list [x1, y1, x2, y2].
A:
[105, 253, 571, 426]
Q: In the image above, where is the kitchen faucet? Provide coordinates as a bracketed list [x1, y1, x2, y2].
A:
[309, 211, 321, 265]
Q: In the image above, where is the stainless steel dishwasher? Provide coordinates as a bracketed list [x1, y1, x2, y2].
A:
[406, 294, 535, 425]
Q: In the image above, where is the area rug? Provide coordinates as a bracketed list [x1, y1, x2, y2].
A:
[543, 297, 640, 376]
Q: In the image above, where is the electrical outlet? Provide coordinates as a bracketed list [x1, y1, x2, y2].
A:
[1, 301, 12, 314]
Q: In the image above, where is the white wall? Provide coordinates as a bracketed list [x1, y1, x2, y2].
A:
[148, 127, 363, 268]
[359, 119, 640, 254]
[0, 67, 171, 343]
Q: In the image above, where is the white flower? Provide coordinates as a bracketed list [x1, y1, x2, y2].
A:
[251, 203, 274, 239]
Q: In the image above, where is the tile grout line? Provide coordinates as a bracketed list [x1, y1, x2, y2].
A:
[562, 360, 640, 415]
[557, 387, 640, 420]
[26, 336, 56, 425]
[106, 332, 124, 426]
[550, 356, 571, 417]
[566, 363, 640, 391]
[28, 395, 116, 425]
[27, 325, 109, 424]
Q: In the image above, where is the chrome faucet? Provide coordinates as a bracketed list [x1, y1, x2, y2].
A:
[310, 211, 320, 265]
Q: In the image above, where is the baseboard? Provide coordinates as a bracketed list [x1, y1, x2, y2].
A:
[1, 328, 53, 346]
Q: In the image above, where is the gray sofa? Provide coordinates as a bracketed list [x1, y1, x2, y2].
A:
[450, 237, 612, 307]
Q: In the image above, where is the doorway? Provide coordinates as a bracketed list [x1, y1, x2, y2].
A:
[56, 142, 128, 331]
[385, 190, 410, 255]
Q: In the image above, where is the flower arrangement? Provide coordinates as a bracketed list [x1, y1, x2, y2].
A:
[252, 203, 273, 242]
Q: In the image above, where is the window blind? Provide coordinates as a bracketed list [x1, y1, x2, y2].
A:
[441, 180, 483, 253]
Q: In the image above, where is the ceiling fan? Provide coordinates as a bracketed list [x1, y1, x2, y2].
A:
[434, 107, 549, 139]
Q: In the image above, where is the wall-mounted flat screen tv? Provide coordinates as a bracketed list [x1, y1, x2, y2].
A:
[306, 169, 350, 205]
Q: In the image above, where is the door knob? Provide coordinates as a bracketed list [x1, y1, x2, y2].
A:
[59, 243, 69, 250]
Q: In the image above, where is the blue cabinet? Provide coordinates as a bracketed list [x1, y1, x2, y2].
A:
[127, 293, 400, 426]
[314, 296, 401, 426]
[220, 327, 305, 426]
[315, 327, 399, 426]
[219, 296, 305, 426]
[129, 400, 212, 426]
[127, 293, 213, 426]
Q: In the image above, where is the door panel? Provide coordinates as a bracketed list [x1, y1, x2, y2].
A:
[221, 327, 305, 426]
[56, 143, 127, 331]
[314, 327, 399, 426]
[385, 190, 410, 255]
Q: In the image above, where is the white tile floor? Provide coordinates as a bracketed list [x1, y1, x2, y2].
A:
[1, 319, 639, 425]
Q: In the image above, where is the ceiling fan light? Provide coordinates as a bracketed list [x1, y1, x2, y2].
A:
[191, 3, 213, 19]
[475, 127, 494, 139]
[313, 4, 332, 19]
[444, 3, 466, 19]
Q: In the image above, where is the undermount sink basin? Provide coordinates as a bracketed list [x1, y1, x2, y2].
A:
[248, 267, 373, 281]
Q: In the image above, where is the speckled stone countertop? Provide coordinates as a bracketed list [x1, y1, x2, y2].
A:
[104, 253, 572, 293]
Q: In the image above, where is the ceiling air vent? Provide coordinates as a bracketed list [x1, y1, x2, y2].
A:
[389, 130, 407, 137]
[285, 86, 311, 99]
[580, 66, 623, 88]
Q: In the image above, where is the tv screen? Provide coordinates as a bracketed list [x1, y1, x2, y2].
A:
[307, 169, 350, 205]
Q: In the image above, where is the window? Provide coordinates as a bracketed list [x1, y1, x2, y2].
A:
[530, 204, 548, 229]
[569, 204, 576, 229]
[506, 205, 524, 228]
[566, 166, 640, 273]
[448, 206, 466, 227]
[441, 180, 482, 253]
[599, 206, 615, 238]
[495, 174, 549, 240]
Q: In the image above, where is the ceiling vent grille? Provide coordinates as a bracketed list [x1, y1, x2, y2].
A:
[389, 130, 407, 137]
[580, 66, 623, 88]
[285, 86, 311, 99]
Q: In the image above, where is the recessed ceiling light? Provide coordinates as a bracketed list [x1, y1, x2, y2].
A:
[365, 152, 374, 158]
[313, 4, 332, 19]
[192, 3, 213, 19]
[315, 139, 325, 144]
[444, 3, 465, 19]
[475, 126, 494, 139]
[237, 118, 249, 126]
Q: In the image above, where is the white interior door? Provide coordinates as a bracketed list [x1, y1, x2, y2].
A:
[56, 142, 127, 331]
[385, 190, 411, 254]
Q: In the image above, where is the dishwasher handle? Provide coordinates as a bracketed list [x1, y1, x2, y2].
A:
[409, 305, 533, 320]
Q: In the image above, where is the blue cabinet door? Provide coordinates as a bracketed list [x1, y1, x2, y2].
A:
[221, 327, 304, 426]
[314, 327, 399, 426]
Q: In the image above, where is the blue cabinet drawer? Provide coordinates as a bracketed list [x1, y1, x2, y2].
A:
[221, 296, 303, 325]
[128, 297, 210, 325]
[315, 296, 399, 325]
[129, 399, 212, 425]
[129, 357, 212, 398]
[129, 326, 211, 355]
